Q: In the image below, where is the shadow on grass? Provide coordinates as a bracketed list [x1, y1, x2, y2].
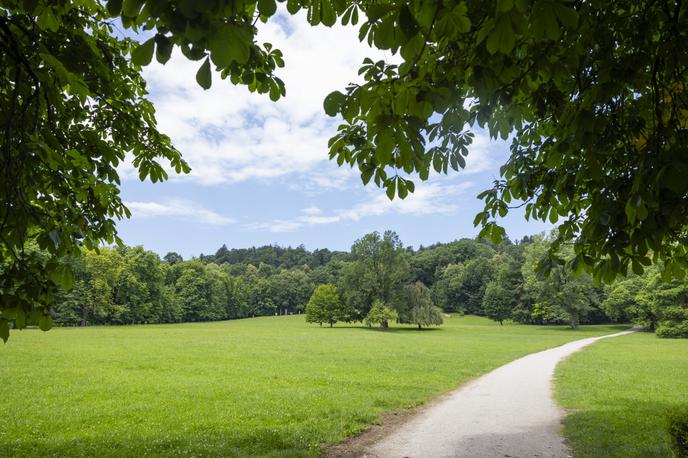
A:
[529, 323, 631, 333]
[563, 400, 678, 458]
[0, 428, 310, 458]
[316, 324, 444, 333]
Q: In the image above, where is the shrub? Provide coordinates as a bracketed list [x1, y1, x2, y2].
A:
[668, 409, 688, 457]
[364, 300, 398, 329]
[656, 321, 688, 339]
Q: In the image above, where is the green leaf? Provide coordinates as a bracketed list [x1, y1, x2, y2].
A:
[155, 34, 173, 64]
[286, 0, 300, 14]
[15, 309, 26, 329]
[37, 8, 59, 32]
[0, 319, 8, 343]
[323, 91, 346, 116]
[486, 15, 515, 54]
[131, 37, 155, 66]
[122, 0, 143, 17]
[39, 314, 52, 332]
[257, 0, 277, 17]
[48, 229, 60, 248]
[210, 25, 251, 67]
[196, 58, 212, 90]
[320, 0, 336, 26]
[106, 0, 123, 16]
[386, 178, 396, 200]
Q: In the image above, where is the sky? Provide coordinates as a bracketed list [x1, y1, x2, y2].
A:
[116, 10, 551, 259]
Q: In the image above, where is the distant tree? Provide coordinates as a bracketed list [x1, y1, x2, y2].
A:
[340, 231, 409, 318]
[482, 282, 513, 325]
[269, 269, 313, 315]
[116, 247, 167, 324]
[81, 248, 124, 326]
[163, 252, 184, 264]
[522, 236, 600, 328]
[409, 239, 495, 286]
[431, 263, 466, 312]
[174, 262, 226, 322]
[306, 284, 344, 327]
[364, 300, 398, 330]
[431, 257, 494, 314]
[406, 282, 443, 329]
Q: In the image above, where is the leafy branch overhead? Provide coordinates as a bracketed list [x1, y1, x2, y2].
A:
[1, 0, 688, 340]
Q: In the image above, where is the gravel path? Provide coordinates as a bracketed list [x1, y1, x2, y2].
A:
[364, 328, 636, 458]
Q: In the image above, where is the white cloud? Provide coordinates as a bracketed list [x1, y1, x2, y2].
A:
[121, 12, 507, 193]
[249, 179, 476, 232]
[301, 206, 322, 215]
[125, 200, 234, 225]
[128, 9, 386, 189]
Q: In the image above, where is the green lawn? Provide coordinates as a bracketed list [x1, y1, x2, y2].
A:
[555, 331, 688, 457]
[0, 315, 626, 457]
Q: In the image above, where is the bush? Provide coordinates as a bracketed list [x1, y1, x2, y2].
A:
[364, 300, 398, 329]
[668, 409, 688, 457]
[657, 321, 688, 339]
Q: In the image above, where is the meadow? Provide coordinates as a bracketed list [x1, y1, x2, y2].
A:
[555, 331, 688, 457]
[0, 315, 626, 457]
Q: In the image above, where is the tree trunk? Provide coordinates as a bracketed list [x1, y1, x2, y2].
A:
[329, 322, 333, 327]
[81, 306, 88, 327]
[418, 323, 421, 329]
[381, 320, 388, 329]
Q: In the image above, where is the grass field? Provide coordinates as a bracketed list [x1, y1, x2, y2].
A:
[555, 331, 688, 457]
[0, 315, 626, 457]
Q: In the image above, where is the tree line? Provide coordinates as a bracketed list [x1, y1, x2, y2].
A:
[51, 231, 687, 338]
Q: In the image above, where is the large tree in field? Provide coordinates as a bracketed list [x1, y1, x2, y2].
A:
[305, 284, 346, 327]
[2, 0, 688, 340]
[340, 231, 409, 318]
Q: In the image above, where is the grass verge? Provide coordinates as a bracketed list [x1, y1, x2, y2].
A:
[555, 331, 688, 457]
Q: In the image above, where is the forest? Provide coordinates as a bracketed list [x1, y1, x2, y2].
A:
[53, 231, 688, 338]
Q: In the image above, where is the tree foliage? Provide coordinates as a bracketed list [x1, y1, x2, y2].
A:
[402, 282, 444, 329]
[339, 230, 409, 318]
[482, 282, 513, 325]
[364, 299, 398, 330]
[305, 284, 346, 327]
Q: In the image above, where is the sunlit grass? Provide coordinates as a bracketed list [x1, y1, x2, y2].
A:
[555, 332, 688, 457]
[1, 315, 626, 457]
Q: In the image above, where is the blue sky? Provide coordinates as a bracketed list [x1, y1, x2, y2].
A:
[116, 11, 550, 258]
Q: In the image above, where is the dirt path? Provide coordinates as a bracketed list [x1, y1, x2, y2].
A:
[348, 329, 636, 458]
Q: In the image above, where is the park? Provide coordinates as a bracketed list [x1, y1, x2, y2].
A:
[2, 0, 688, 456]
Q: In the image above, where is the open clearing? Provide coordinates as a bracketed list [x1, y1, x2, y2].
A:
[555, 331, 688, 457]
[0, 315, 626, 457]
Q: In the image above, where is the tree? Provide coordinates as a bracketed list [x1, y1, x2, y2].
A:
[305, 284, 345, 327]
[163, 252, 184, 264]
[482, 282, 513, 325]
[432, 263, 466, 313]
[364, 300, 398, 330]
[522, 236, 601, 328]
[323, 1, 688, 284]
[268, 268, 313, 315]
[431, 258, 493, 314]
[174, 262, 226, 322]
[339, 231, 409, 318]
[0, 1, 190, 339]
[398, 282, 443, 329]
